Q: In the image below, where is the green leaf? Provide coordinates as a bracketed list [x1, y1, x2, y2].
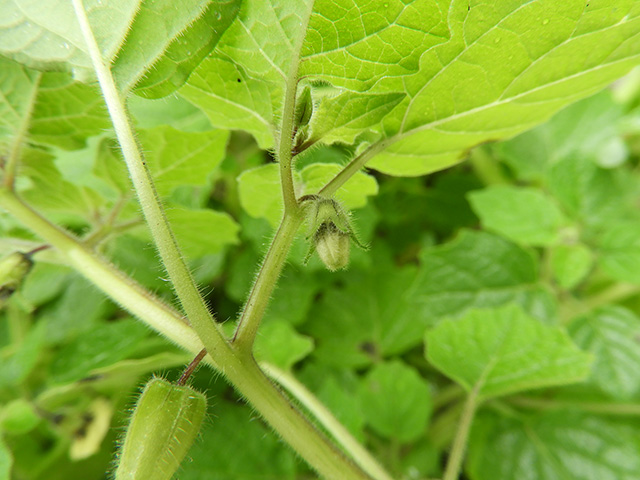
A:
[358, 360, 431, 443]
[166, 207, 240, 258]
[48, 318, 149, 385]
[570, 306, 640, 400]
[468, 411, 640, 480]
[468, 186, 567, 246]
[254, 321, 314, 371]
[0, 57, 40, 148]
[309, 91, 405, 146]
[0, 323, 45, 391]
[129, 0, 241, 98]
[598, 221, 640, 284]
[305, 251, 420, 368]
[548, 156, 636, 228]
[29, 72, 110, 150]
[300, 0, 449, 92]
[494, 91, 627, 181]
[138, 126, 229, 196]
[0, 0, 236, 97]
[425, 304, 592, 399]
[367, 2, 640, 176]
[410, 230, 556, 325]
[550, 243, 594, 290]
[180, 403, 298, 479]
[237, 163, 377, 227]
[0, 436, 12, 480]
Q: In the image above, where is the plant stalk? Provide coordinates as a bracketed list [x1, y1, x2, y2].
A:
[443, 388, 480, 480]
[0, 189, 372, 480]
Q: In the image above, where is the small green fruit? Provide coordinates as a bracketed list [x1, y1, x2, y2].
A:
[115, 378, 206, 480]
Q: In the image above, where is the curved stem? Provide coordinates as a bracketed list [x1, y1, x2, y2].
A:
[319, 139, 391, 197]
[0, 189, 372, 480]
[262, 363, 394, 480]
[508, 396, 640, 416]
[443, 387, 480, 480]
[233, 212, 303, 349]
[72, 0, 227, 357]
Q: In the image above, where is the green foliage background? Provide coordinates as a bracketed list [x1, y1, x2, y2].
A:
[1, 1, 640, 479]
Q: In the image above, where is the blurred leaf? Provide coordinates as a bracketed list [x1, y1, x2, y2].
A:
[180, 403, 298, 479]
[426, 304, 592, 399]
[468, 411, 640, 480]
[305, 250, 420, 368]
[411, 230, 556, 325]
[468, 186, 566, 246]
[598, 221, 640, 285]
[49, 318, 149, 385]
[548, 156, 636, 228]
[358, 361, 431, 443]
[138, 126, 229, 196]
[255, 321, 314, 371]
[494, 91, 626, 181]
[166, 207, 239, 258]
[0, 399, 40, 434]
[550, 243, 594, 290]
[0, 323, 45, 391]
[0, 57, 40, 148]
[570, 306, 640, 400]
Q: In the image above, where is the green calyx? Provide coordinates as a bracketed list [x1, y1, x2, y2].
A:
[114, 377, 206, 480]
[302, 195, 367, 271]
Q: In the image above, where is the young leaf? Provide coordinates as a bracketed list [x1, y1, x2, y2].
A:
[570, 306, 640, 400]
[468, 186, 567, 246]
[0, 437, 12, 480]
[425, 304, 592, 399]
[410, 230, 556, 325]
[165, 207, 240, 258]
[468, 411, 640, 480]
[254, 321, 314, 371]
[358, 361, 431, 443]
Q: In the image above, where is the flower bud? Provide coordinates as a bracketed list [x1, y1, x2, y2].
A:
[115, 378, 206, 480]
[315, 223, 350, 271]
[0, 252, 33, 301]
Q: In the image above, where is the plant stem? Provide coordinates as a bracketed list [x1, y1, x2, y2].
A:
[3, 71, 41, 190]
[508, 396, 640, 416]
[319, 139, 390, 197]
[560, 283, 640, 323]
[262, 363, 394, 480]
[72, 0, 227, 357]
[443, 387, 480, 480]
[233, 212, 303, 349]
[0, 189, 372, 480]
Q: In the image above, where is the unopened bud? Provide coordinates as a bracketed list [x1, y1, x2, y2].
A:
[0, 252, 33, 301]
[315, 223, 350, 271]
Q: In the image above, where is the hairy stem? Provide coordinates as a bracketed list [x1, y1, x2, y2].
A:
[319, 139, 391, 197]
[443, 388, 480, 480]
[233, 212, 303, 349]
[0, 189, 372, 480]
[262, 363, 394, 480]
[3, 72, 41, 190]
[72, 0, 227, 357]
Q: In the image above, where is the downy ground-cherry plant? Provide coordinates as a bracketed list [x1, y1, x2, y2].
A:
[1, 1, 640, 479]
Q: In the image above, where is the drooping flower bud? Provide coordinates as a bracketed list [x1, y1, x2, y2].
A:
[0, 252, 33, 302]
[301, 195, 368, 271]
[314, 223, 350, 271]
